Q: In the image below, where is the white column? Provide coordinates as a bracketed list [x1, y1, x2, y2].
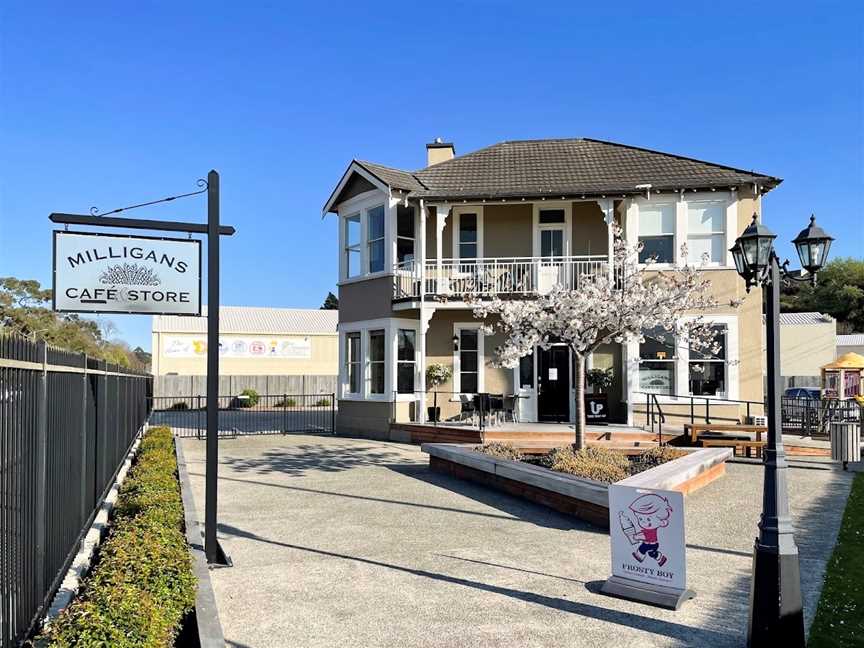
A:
[435, 204, 450, 293]
[600, 198, 614, 281]
[418, 308, 434, 423]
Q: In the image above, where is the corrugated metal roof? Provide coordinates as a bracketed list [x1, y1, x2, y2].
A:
[838, 334, 864, 347]
[152, 306, 338, 335]
[778, 312, 833, 326]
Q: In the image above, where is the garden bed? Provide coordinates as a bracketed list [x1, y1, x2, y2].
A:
[38, 427, 197, 647]
[422, 443, 732, 529]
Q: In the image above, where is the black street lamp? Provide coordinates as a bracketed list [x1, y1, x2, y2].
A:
[730, 214, 834, 647]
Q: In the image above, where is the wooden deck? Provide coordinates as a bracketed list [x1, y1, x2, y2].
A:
[389, 421, 676, 452]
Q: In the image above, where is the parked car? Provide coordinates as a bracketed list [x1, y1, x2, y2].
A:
[783, 387, 821, 400]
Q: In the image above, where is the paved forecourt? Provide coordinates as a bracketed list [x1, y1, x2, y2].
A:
[179, 434, 853, 648]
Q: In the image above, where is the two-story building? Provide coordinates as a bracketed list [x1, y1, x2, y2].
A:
[323, 138, 779, 440]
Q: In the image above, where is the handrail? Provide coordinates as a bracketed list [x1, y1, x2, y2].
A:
[635, 391, 765, 429]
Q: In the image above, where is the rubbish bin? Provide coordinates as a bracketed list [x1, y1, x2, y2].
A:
[830, 421, 861, 469]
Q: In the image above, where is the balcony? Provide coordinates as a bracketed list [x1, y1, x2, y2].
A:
[393, 255, 608, 301]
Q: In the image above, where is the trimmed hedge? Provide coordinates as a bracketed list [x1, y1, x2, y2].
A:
[40, 427, 195, 647]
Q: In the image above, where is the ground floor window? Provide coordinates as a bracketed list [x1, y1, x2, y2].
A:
[346, 332, 361, 394]
[457, 327, 480, 393]
[369, 330, 385, 394]
[397, 329, 416, 394]
[639, 326, 676, 395]
[689, 325, 727, 396]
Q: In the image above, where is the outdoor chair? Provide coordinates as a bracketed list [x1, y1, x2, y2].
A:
[502, 395, 518, 423]
[459, 394, 477, 425]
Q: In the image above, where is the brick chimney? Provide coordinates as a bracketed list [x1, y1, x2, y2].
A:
[426, 138, 455, 166]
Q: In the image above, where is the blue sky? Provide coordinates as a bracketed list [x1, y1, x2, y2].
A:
[1, 1, 861, 351]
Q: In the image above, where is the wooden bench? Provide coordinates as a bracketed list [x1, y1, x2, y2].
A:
[684, 423, 768, 458]
[700, 438, 767, 458]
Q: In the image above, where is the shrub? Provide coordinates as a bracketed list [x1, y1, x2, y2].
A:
[168, 401, 189, 411]
[276, 397, 297, 408]
[238, 388, 259, 407]
[540, 446, 631, 483]
[475, 442, 523, 461]
[314, 397, 331, 407]
[629, 445, 686, 475]
[40, 426, 195, 647]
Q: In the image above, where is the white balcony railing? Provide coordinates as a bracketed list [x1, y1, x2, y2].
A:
[393, 255, 608, 300]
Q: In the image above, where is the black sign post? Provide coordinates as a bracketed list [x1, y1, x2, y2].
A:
[49, 171, 234, 566]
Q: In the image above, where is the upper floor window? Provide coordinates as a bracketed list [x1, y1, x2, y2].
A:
[367, 206, 385, 273]
[638, 203, 675, 264]
[639, 326, 675, 395]
[689, 325, 727, 396]
[345, 213, 361, 278]
[396, 205, 415, 265]
[458, 213, 478, 259]
[687, 200, 725, 264]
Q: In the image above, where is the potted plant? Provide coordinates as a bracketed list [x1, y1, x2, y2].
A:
[586, 368, 614, 424]
[426, 363, 452, 422]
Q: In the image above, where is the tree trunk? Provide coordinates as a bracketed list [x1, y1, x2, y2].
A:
[573, 351, 586, 450]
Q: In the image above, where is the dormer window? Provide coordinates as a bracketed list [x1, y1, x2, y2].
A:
[345, 213, 361, 278]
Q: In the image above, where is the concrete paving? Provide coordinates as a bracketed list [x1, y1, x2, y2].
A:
[179, 435, 854, 648]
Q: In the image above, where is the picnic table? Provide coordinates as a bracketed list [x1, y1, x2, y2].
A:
[684, 423, 768, 458]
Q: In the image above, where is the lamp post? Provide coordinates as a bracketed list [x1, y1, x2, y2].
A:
[731, 214, 834, 647]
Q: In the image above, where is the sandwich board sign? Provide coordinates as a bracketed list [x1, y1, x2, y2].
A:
[601, 483, 694, 610]
[53, 231, 201, 315]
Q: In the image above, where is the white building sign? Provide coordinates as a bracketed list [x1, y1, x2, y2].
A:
[54, 232, 201, 315]
[602, 484, 693, 608]
[163, 336, 313, 359]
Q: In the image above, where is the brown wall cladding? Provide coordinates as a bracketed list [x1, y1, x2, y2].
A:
[429, 456, 610, 529]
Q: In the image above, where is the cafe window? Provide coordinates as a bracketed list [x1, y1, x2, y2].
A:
[346, 332, 361, 394]
[396, 205, 415, 265]
[367, 205, 385, 273]
[638, 203, 675, 264]
[457, 328, 479, 393]
[345, 213, 361, 278]
[458, 213, 478, 259]
[368, 330, 385, 394]
[689, 325, 727, 396]
[639, 326, 676, 395]
[397, 329, 416, 394]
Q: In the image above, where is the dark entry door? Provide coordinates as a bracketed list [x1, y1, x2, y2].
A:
[538, 346, 570, 422]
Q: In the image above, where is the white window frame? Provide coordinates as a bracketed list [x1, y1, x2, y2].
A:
[637, 326, 678, 397]
[344, 212, 361, 279]
[453, 322, 484, 395]
[366, 328, 387, 397]
[336, 188, 391, 285]
[687, 323, 729, 398]
[625, 314, 739, 404]
[686, 197, 730, 267]
[532, 201, 573, 257]
[337, 318, 419, 402]
[345, 331, 362, 395]
[452, 206, 484, 260]
[366, 204, 386, 274]
[626, 192, 737, 269]
[395, 328, 418, 396]
[395, 203, 417, 267]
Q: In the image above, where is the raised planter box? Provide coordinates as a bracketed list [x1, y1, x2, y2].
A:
[422, 444, 732, 529]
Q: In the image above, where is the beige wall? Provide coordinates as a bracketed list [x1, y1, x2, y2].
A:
[781, 321, 836, 377]
[153, 332, 337, 376]
[571, 202, 608, 256]
[484, 204, 533, 257]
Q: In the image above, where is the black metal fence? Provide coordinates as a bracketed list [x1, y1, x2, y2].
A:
[149, 393, 336, 438]
[0, 334, 151, 648]
[780, 397, 863, 437]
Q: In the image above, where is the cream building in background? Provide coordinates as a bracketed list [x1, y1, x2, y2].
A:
[152, 306, 338, 396]
[779, 312, 836, 388]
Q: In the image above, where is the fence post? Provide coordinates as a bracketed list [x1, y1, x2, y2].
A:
[34, 341, 48, 606]
[331, 393, 336, 435]
[80, 355, 89, 524]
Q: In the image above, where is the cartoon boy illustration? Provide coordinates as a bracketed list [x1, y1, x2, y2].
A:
[618, 493, 673, 567]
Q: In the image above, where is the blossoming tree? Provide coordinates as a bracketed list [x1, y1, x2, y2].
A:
[470, 230, 735, 449]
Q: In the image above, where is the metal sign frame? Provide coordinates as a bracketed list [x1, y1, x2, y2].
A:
[51, 230, 203, 316]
